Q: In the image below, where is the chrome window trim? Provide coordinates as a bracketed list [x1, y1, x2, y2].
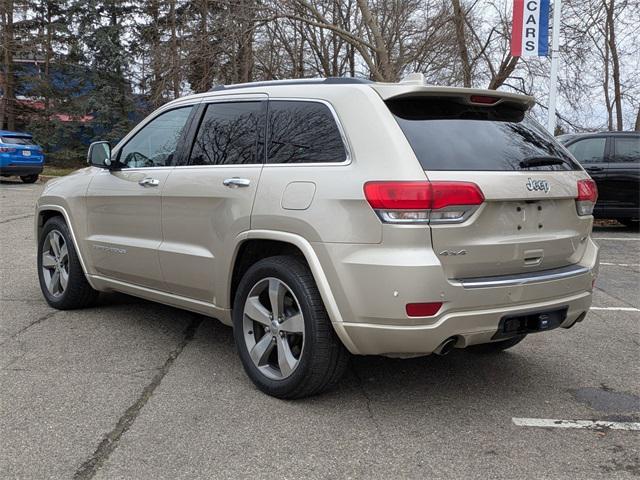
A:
[263, 98, 353, 167]
[452, 264, 591, 289]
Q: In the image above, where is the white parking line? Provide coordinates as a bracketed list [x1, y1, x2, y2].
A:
[590, 306, 640, 312]
[512, 418, 640, 431]
[593, 237, 640, 241]
[600, 262, 640, 267]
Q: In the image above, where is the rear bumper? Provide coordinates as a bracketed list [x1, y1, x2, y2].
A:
[315, 235, 599, 356]
[338, 290, 591, 356]
[0, 164, 43, 176]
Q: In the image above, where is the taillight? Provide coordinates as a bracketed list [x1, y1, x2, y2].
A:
[0, 147, 16, 153]
[576, 179, 598, 216]
[363, 181, 484, 224]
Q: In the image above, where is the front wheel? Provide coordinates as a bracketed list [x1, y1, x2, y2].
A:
[20, 174, 39, 183]
[37, 216, 99, 309]
[617, 218, 639, 230]
[233, 255, 349, 399]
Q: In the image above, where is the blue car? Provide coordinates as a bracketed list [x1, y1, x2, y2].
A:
[0, 130, 45, 183]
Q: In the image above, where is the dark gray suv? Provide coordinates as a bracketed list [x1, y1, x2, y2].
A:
[558, 131, 640, 227]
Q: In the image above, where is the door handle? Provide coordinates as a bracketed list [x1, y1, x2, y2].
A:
[223, 177, 251, 188]
[586, 166, 603, 172]
[138, 177, 160, 187]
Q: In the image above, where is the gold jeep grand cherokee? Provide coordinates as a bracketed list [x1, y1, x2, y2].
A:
[35, 76, 600, 398]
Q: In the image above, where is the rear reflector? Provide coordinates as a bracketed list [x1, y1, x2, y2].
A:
[406, 302, 443, 317]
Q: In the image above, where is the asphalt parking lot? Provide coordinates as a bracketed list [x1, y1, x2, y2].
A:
[1, 179, 639, 479]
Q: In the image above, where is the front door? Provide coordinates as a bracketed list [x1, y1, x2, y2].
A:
[85, 105, 195, 289]
[160, 97, 266, 304]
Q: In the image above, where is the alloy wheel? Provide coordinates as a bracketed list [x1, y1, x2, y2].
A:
[242, 277, 305, 380]
[41, 230, 69, 297]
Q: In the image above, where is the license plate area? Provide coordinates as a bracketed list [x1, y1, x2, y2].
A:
[22, 150, 31, 157]
[492, 306, 568, 340]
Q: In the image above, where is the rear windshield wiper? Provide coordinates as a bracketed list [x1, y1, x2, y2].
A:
[519, 156, 569, 169]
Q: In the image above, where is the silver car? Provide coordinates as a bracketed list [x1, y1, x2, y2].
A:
[35, 76, 599, 398]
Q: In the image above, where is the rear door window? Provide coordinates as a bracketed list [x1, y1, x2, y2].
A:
[189, 101, 264, 165]
[267, 101, 346, 164]
[387, 97, 579, 171]
[566, 138, 607, 164]
[612, 136, 640, 163]
[1, 136, 35, 145]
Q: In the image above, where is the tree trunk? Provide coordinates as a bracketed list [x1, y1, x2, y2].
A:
[169, 0, 180, 98]
[488, 55, 519, 90]
[1, 0, 16, 131]
[41, 0, 53, 152]
[603, 19, 613, 131]
[355, 0, 393, 81]
[605, 0, 623, 130]
[148, 0, 163, 106]
[451, 0, 472, 87]
[635, 107, 640, 132]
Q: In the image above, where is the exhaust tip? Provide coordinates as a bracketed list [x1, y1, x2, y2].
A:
[434, 337, 458, 356]
[564, 311, 587, 329]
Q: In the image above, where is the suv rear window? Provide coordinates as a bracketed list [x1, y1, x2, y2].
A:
[1, 136, 35, 145]
[387, 97, 580, 171]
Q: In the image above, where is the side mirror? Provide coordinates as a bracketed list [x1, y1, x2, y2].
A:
[87, 141, 112, 168]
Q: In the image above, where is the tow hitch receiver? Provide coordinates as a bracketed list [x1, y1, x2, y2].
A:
[492, 307, 568, 340]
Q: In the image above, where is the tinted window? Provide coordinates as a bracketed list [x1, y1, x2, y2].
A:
[189, 102, 264, 165]
[119, 106, 193, 168]
[1, 136, 35, 145]
[613, 137, 640, 163]
[567, 138, 606, 164]
[387, 97, 579, 171]
[267, 101, 346, 163]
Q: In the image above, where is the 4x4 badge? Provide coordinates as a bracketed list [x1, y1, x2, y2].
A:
[526, 178, 550, 193]
[439, 249, 467, 256]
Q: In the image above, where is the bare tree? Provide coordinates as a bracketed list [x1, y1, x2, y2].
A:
[1, 0, 16, 130]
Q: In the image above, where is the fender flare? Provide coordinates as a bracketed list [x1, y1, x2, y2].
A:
[235, 229, 359, 353]
[36, 204, 98, 289]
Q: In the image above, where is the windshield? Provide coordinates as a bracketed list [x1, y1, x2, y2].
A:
[387, 97, 580, 171]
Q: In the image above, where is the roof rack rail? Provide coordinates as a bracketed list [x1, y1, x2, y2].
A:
[210, 77, 373, 92]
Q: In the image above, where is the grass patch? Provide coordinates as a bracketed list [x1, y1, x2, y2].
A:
[42, 166, 79, 177]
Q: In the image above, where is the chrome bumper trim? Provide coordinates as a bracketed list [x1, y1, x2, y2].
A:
[455, 264, 591, 289]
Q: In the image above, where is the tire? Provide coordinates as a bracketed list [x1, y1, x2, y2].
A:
[617, 218, 639, 229]
[468, 335, 527, 354]
[20, 174, 39, 183]
[233, 255, 349, 399]
[37, 216, 99, 309]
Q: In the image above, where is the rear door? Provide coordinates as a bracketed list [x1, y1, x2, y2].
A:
[386, 95, 592, 280]
[565, 135, 610, 216]
[160, 96, 266, 304]
[607, 135, 640, 218]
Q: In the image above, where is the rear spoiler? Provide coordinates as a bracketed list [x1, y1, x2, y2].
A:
[370, 84, 535, 111]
